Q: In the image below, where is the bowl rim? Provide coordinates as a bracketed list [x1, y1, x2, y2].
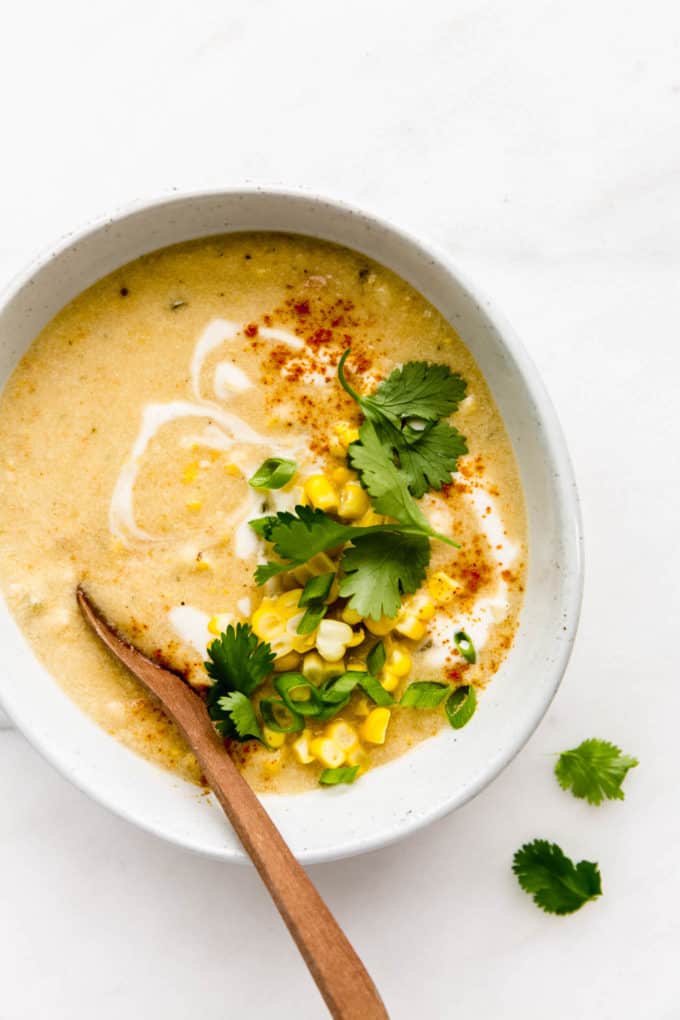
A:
[0, 186, 584, 863]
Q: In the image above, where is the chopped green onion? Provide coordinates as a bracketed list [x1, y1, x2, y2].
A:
[445, 685, 477, 729]
[366, 640, 386, 676]
[358, 673, 394, 706]
[454, 630, 476, 664]
[297, 603, 327, 635]
[321, 671, 364, 704]
[315, 696, 352, 721]
[399, 681, 450, 708]
[299, 572, 335, 606]
[248, 457, 297, 490]
[319, 765, 360, 786]
[259, 697, 304, 734]
[274, 672, 324, 716]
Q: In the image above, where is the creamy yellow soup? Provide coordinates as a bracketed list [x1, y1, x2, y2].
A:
[0, 234, 526, 793]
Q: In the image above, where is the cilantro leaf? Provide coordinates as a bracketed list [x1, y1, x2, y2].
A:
[512, 840, 602, 915]
[348, 420, 433, 530]
[395, 421, 468, 498]
[262, 506, 351, 560]
[340, 350, 467, 507]
[339, 530, 430, 620]
[205, 623, 275, 700]
[215, 691, 266, 744]
[341, 355, 467, 427]
[555, 739, 639, 805]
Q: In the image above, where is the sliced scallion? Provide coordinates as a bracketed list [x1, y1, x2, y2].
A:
[259, 697, 304, 734]
[445, 684, 477, 729]
[454, 629, 476, 664]
[248, 457, 297, 490]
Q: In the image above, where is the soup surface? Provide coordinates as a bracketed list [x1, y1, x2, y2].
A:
[0, 233, 526, 793]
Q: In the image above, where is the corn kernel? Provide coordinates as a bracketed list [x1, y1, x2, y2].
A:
[316, 619, 354, 662]
[346, 745, 369, 773]
[292, 730, 315, 765]
[262, 752, 284, 779]
[386, 646, 412, 677]
[361, 707, 391, 745]
[291, 552, 337, 585]
[310, 737, 346, 769]
[303, 475, 339, 512]
[326, 721, 359, 753]
[331, 421, 360, 454]
[273, 651, 302, 673]
[356, 509, 386, 528]
[427, 571, 461, 604]
[263, 727, 286, 749]
[331, 466, 355, 485]
[381, 669, 401, 693]
[182, 461, 199, 484]
[338, 481, 370, 520]
[186, 499, 202, 511]
[341, 605, 363, 626]
[365, 614, 397, 636]
[347, 627, 365, 647]
[353, 697, 372, 717]
[277, 589, 303, 612]
[414, 597, 436, 621]
[207, 612, 233, 636]
[302, 651, 345, 685]
[224, 463, 241, 477]
[346, 658, 368, 672]
[195, 558, 212, 572]
[394, 616, 427, 641]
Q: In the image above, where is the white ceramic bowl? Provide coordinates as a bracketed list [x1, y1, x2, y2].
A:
[0, 189, 583, 863]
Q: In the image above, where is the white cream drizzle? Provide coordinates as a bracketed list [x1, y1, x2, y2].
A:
[109, 319, 308, 548]
[167, 605, 211, 656]
[421, 482, 518, 668]
[214, 362, 252, 397]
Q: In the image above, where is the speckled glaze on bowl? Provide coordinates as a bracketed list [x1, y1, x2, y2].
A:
[0, 189, 583, 863]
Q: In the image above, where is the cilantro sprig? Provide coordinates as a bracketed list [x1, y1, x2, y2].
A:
[513, 840, 602, 915]
[250, 505, 449, 620]
[555, 738, 639, 805]
[338, 349, 468, 500]
[205, 623, 274, 743]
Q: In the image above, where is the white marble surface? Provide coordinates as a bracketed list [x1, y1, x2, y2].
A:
[1, 2, 679, 1017]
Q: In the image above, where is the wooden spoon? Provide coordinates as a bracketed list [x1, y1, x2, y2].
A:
[76, 588, 388, 1020]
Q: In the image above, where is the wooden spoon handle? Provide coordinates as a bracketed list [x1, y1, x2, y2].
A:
[77, 590, 388, 1020]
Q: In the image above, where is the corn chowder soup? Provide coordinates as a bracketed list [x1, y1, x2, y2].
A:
[0, 234, 526, 793]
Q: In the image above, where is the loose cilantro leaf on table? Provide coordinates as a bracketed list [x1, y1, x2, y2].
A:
[555, 739, 639, 805]
[512, 840, 602, 915]
[339, 530, 430, 620]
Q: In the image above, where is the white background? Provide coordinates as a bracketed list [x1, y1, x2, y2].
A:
[1, 2, 679, 1017]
